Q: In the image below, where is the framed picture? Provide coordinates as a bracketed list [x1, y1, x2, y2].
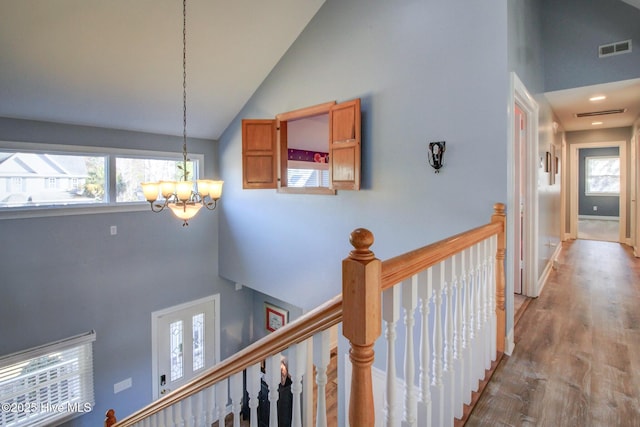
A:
[265, 303, 288, 332]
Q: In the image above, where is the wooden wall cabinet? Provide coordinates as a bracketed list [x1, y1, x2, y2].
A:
[242, 98, 361, 193]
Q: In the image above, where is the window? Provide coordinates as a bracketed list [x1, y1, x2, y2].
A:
[0, 142, 203, 219]
[242, 98, 361, 194]
[115, 157, 196, 203]
[0, 331, 96, 427]
[586, 156, 620, 196]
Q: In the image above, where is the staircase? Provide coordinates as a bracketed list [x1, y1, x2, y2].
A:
[110, 203, 507, 427]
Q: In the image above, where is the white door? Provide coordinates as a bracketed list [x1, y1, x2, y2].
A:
[152, 295, 219, 399]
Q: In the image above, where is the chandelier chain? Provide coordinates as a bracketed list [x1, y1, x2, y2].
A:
[182, 0, 188, 175]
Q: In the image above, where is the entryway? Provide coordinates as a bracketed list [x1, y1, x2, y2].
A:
[151, 295, 220, 399]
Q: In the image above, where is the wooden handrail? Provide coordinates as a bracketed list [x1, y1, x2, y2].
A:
[114, 294, 343, 426]
[381, 221, 502, 290]
[115, 203, 506, 426]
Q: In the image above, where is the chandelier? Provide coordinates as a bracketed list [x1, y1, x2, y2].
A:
[141, 0, 223, 226]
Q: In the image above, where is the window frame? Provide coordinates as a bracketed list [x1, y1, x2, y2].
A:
[585, 155, 620, 197]
[0, 141, 204, 220]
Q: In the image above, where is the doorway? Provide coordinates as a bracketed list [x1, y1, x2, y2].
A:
[509, 73, 539, 300]
[151, 295, 220, 399]
[569, 141, 627, 244]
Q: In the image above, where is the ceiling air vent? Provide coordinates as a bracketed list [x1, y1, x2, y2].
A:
[575, 109, 627, 118]
[599, 39, 632, 57]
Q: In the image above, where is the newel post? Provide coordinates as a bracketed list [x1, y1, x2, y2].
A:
[491, 203, 507, 353]
[342, 228, 382, 427]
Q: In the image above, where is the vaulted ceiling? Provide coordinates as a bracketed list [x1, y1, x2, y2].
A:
[0, 0, 325, 140]
[0, 1, 637, 140]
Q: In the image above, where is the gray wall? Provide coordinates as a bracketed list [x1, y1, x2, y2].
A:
[579, 147, 620, 217]
[218, 2, 509, 422]
[218, 0, 509, 311]
[0, 118, 255, 427]
[541, 0, 640, 92]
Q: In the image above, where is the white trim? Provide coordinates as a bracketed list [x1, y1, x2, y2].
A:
[537, 241, 562, 296]
[578, 215, 619, 221]
[569, 140, 627, 243]
[151, 294, 221, 400]
[508, 72, 540, 299]
[505, 328, 515, 356]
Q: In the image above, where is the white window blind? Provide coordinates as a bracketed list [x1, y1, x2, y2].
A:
[0, 331, 96, 427]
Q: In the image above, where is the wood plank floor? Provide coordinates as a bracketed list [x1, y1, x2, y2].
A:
[467, 239, 640, 426]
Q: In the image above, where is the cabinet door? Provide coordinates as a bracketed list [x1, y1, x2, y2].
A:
[242, 119, 277, 189]
[329, 98, 361, 190]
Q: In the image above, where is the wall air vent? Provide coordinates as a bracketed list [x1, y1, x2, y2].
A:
[575, 109, 627, 118]
[599, 39, 632, 57]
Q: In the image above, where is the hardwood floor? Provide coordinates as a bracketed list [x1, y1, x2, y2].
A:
[467, 239, 640, 426]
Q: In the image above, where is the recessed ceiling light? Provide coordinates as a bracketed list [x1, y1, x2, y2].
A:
[589, 95, 606, 102]
[592, 121, 603, 125]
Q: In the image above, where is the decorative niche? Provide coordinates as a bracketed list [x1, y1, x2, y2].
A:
[242, 98, 361, 194]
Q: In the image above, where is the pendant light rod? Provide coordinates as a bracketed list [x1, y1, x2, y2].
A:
[140, 0, 223, 225]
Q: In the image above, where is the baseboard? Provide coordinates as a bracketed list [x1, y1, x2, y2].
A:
[537, 241, 562, 296]
[578, 215, 619, 221]
[505, 328, 515, 356]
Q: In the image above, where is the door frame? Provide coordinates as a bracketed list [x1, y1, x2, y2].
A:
[508, 73, 539, 299]
[151, 294, 221, 399]
[568, 141, 627, 243]
[632, 122, 640, 256]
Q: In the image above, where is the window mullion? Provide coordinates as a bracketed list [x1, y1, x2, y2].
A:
[108, 154, 117, 204]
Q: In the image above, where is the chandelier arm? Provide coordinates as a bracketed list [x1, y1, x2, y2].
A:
[203, 199, 218, 211]
[150, 201, 168, 213]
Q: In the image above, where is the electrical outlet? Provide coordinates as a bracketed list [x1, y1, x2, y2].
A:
[110, 225, 117, 235]
[593, 206, 598, 211]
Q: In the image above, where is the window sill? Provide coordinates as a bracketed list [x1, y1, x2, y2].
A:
[0, 203, 149, 220]
[277, 187, 336, 195]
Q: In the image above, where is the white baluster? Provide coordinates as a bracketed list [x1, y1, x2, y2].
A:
[313, 329, 331, 427]
[184, 396, 194, 427]
[430, 262, 444, 427]
[175, 400, 185, 427]
[165, 404, 174, 427]
[205, 385, 216, 426]
[231, 371, 243, 427]
[192, 390, 205, 427]
[443, 258, 454, 426]
[402, 276, 418, 426]
[418, 269, 432, 427]
[461, 248, 473, 405]
[481, 239, 490, 370]
[490, 235, 498, 360]
[483, 238, 492, 370]
[383, 285, 400, 427]
[452, 253, 464, 420]
[475, 242, 485, 385]
[246, 363, 261, 427]
[216, 380, 227, 427]
[288, 340, 308, 427]
[156, 409, 166, 427]
[267, 354, 282, 427]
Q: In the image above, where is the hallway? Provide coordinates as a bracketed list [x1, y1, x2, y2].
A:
[467, 239, 640, 426]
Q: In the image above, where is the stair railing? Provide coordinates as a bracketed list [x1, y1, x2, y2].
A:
[113, 202, 506, 427]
